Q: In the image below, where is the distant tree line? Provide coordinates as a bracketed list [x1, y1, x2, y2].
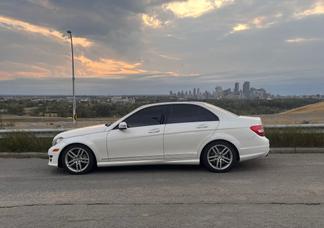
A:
[0, 97, 321, 118]
[206, 99, 318, 115]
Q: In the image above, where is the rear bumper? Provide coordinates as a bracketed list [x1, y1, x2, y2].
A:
[239, 137, 270, 162]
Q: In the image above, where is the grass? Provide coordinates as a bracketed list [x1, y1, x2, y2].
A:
[265, 128, 324, 148]
[0, 132, 52, 152]
[0, 129, 324, 152]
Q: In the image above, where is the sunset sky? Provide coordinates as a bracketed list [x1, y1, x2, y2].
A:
[0, 0, 323, 95]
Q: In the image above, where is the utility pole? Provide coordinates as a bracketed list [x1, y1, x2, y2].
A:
[66, 30, 76, 125]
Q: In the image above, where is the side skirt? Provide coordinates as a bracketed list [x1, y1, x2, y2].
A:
[97, 159, 200, 167]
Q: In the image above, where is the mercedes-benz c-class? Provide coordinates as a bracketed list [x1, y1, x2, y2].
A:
[48, 102, 269, 174]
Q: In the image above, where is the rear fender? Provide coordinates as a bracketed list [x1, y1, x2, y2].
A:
[197, 132, 241, 158]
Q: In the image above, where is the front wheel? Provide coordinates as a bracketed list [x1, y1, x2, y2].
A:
[61, 145, 96, 174]
[201, 141, 238, 173]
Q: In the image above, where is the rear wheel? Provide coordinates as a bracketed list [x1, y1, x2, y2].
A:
[201, 141, 238, 173]
[62, 145, 95, 174]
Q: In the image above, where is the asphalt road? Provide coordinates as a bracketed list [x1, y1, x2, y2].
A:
[1, 154, 324, 228]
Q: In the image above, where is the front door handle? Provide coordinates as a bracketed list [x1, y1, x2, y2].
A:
[148, 128, 160, 133]
[196, 124, 209, 129]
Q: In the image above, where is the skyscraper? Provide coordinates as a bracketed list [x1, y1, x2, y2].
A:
[243, 81, 250, 98]
[215, 86, 223, 98]
[234, 82, 240, 95]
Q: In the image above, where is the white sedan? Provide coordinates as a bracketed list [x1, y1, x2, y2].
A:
[48, 102, 269, 174]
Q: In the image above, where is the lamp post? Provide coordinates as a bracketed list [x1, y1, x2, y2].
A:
[66, 30, 76, 125]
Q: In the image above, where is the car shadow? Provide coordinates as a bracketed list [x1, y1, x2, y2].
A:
[51, 158, 268, 175]
[96, 164, 203, 174]
[94, 159, 268, 174]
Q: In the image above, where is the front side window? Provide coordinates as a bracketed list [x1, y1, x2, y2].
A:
[124, 105, 165, 128]
[167, 104, 219, 124]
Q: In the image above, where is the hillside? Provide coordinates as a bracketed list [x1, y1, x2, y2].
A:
[261, 101, 324, 125]
[280, 101, 324, 115]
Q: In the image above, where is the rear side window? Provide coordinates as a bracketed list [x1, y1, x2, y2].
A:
[167, 104, 219, 124]
[124, 105, 165, 128]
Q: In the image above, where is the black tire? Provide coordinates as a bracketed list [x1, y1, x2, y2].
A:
[61, 144, 96, 175]
[201, 141, 238, 173]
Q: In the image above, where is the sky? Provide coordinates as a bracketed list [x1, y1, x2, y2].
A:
[0, 0, 323, 95]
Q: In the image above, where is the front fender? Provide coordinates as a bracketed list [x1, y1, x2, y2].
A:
[60, 132, 108, 163]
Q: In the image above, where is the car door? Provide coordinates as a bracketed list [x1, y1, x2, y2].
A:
[164, 104, 219, 160]
[107, 105, 166, 161]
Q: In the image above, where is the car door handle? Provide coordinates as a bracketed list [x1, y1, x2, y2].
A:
[148, 128, 160, 133]
[196, 124, 209, 129]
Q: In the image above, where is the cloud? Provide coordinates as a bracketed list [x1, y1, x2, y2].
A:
[285, 37, 322, 43]
[252, 16, 267, 28]
[1, 0, 324, 95]
[0, 61, 54, 79]
[231, 15, 278, 33]
[158, 54, 181, 61]
[142, 14, 162, 28]
[0, 15, 93, 47]
[232, 23, 250, 32]
[296, 1, 324, 18]
[1, 67, 324, 95]
[75, 55, 146, 77]
[164, 0, 234, 18]
[27, 0, 56, 10]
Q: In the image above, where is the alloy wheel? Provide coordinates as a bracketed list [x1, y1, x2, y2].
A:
[64, 147, 90, 173]
[207, 144, 233, 170]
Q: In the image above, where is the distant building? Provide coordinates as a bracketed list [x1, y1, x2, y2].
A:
[243, 81, 250, 98]
[215, 86, 223, 99]
[170, 81, 271, 100]
[223, 88, 232, 96]
[250, 88, 267, 99]
[234, 82, 240, 95]
[109, 96, 135, 104]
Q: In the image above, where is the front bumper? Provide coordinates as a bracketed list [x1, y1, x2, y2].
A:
[48, 145, 64, 167]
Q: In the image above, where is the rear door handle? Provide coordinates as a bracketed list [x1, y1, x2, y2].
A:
[196, 124, 209, 129]
[148, 128, 160, 133]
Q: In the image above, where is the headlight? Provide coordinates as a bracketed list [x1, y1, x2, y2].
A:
[52, 137, 64, 146]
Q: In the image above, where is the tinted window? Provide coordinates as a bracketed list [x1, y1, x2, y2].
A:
[167, 104, 219, 124]
[125, 106, 165, 128]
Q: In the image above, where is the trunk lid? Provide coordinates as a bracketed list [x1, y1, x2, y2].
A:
[238, 116, 263, 126]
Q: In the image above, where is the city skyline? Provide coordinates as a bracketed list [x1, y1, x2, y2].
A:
[170, 81, 271, 100]
[0, 1, 324, 95]
[0, 79, 322, 97]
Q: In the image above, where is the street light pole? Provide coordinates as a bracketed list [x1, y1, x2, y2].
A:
[67, 30, 76, 125]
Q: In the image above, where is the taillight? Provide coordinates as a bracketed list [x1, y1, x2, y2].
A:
[250, 125, 265, 136]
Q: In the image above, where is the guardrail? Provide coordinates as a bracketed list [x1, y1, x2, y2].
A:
[265, 124, 324, 128]
[1, 124, 324, 138]
[0, 128, 67, 138]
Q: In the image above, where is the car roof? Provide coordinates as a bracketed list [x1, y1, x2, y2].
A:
[140, 101, 208, 108]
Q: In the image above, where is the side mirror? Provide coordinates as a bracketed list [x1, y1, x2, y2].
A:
[118, 122, 127, 130]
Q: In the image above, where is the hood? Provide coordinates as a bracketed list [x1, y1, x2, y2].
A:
[56, 124, 108, 139]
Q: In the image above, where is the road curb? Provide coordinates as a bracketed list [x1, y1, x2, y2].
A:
[270, 147, 324, 153]
[1, 148, 324, 159]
